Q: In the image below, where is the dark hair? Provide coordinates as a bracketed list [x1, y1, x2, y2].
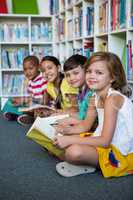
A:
[63, 54, 87, 72]
[84, 51, 127, 94]
[41, 56, 61, 66]
[23, 55, 39, 66]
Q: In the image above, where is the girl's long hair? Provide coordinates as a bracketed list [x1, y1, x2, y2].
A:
[84, 52, 131, 96]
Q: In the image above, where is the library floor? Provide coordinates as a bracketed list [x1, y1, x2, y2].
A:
[0, 112, 133, 200]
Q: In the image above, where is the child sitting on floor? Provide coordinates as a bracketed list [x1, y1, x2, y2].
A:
[55, 54, 96, 129]
[16, 55, 47, 125]
[34, 55, 79, 118]
[27, 54, 94, 160]
[54, 52, 133, 178]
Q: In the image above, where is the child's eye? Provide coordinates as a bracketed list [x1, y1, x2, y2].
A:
[48, 66, 52, 70]
[86, 69, 92, 73]
[73, 71, 79, 75]
[96, 71, 103, 75]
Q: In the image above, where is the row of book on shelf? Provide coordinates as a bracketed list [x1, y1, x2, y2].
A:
[53, 0, 133, 37]
[55, 5, 94, 41]
[1, 40, 133, 97]
[0, 22, 52, 42]
[1, 46, 53, 69]
[2, 74, 26, 96]
[1, 48, 29, 69]
[99, 0, 127, 33]
[125, 40, 133, 80]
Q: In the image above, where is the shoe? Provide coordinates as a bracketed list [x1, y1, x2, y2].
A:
[3, 112, 18, 121]
[17, 114, 34, 126]
[56, 161, 96, 177]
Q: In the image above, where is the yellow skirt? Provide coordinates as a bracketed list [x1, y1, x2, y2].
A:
[97, 145, 133, 178]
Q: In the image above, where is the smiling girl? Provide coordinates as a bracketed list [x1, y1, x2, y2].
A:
[54, 52, 133, 178]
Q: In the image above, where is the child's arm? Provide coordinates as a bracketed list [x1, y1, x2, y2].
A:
[54, 95, 123, 148]
[42, 92, 50, 105]
[55, 96, 97, 135]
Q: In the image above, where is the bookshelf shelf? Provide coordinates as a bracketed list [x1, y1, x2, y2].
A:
[1, 68, 23, 72]
[0, 14, 53, 106]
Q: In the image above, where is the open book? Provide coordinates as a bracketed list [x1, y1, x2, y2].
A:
[19, 103, 55, 112]
[26, 114, 69, 157]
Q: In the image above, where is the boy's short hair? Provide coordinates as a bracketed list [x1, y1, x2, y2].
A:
[63, 54, 87, 72]
[23, 55, 39, 66]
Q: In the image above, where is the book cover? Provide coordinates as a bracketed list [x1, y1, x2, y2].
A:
[12, 0, 39, 14]
[0, 0, 8, 13]
[26, 115, 69, 157]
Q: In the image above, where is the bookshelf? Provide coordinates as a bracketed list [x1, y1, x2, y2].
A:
[0, 0, 133, 108]
[0, 14, 53, 108]
[53, 0, 133, 99]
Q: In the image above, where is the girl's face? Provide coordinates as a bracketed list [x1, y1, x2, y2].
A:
[86, 61, 113, 92]
[65, 66, 85, 88]
[23, 61, 38, 80]
[41, 60, 58, 82]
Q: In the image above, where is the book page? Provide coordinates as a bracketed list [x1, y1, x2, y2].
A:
[27, 114, 69, 140]
[27, 117, 55, 140]
[19, 103, 55, 112]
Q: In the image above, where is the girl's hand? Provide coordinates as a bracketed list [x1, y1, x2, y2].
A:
[54, 124, 73, 135]
[57, 117, 80, 126]
[53, 135, 73, 149]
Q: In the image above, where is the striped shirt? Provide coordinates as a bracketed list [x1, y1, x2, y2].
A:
[28, 73, 47, 101]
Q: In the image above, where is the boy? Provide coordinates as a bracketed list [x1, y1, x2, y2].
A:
[3, 55, 47, 125]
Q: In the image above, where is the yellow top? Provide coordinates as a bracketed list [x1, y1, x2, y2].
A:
[47, 78, 78, 109]
[60, 78, 78, 109]
[47, 82, 57, 101]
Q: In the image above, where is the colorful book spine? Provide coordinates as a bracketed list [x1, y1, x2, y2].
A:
[0, 0, 8, 13]
[131, 0, 133, 26]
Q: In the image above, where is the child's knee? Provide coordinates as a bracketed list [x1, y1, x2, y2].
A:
[65, 144, 83, 161]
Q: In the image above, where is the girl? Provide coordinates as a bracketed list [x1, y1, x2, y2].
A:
[36, 56, 79, 117]
[54, 52, 133, 178]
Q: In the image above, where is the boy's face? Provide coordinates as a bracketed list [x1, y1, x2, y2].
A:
[40, 60, 58, 82]
[23, 61, 39, 80]
[65, 66, 85, 88]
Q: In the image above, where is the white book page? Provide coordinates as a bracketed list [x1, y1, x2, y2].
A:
[27, 114, 69, 140]
[27, 117, 55, 140]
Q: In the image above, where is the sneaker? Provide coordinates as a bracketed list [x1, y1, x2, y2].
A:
[3, 112, 18, 121]
[17, 114, 34, 126]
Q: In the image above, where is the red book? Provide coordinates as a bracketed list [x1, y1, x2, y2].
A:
[0, 0, 8, 13]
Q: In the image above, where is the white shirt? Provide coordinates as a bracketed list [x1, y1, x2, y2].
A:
[94, 88, 133, 155]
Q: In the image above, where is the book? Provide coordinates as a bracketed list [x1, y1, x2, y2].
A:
[12, 0, 39, 14]
[19, 103, 56, 113]
[0, 0, 8, 13]
[26, 114, 69, 157]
